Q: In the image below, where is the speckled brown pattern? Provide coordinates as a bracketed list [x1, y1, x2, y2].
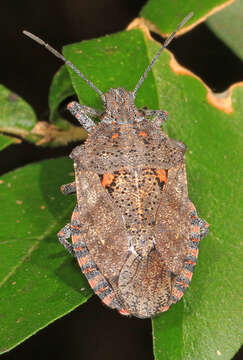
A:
[58, 88, 209, 318]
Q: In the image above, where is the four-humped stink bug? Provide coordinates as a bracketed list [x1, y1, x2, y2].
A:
[23, 12, 209, 318]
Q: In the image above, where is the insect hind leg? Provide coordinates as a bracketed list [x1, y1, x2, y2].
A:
[57, 204, 82, 255]
[57, 223, 75, 256]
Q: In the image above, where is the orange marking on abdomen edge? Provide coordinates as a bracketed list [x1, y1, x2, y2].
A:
[189, 248, 199, 258]
[77, 254, 89, 264]
[172, 288, 184, 300]
[160, 305, 169, 312]
[83, 267, 95, 274]
[119, 309, 130, 316]
[181, 269, 193, 281]
[101, 173, 115, 188]
[89, 274, 103, 289]
[102, 292, 116, 306]
[96, 287, 107, 294]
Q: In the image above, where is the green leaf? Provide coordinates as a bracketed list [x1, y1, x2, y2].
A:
[207, 0, 243, 60]
[0, 158, 92, 354]
[0, 135, 16, 151]
[0, 85, 37, 148]
[140, 0, 234, 35]
[0, 83, 85, 147]
[62, 30, 158, 111]
[63, 28, 242, 359]
[49, 65, 75, 123]
[48, 65, 88, 145]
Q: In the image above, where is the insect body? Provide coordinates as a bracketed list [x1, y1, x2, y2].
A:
[24, 12, 209, 318]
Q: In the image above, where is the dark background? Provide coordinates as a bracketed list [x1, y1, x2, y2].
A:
[0, 1, 242, 359]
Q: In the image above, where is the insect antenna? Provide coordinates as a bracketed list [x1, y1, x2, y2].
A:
[23, 30, 103, 96]
[132, 12, 193, 98]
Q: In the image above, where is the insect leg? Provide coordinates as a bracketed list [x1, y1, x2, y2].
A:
[72, 103, 102, 118]
[170, 201, 209, 304]
[71, 205, 130, 315]
[152, 110, 168, 127]
[60, 182, 76, 195]
[140, 107, 168, 126]
[67, 101, 98, 133]
[57, 223, 75, 256]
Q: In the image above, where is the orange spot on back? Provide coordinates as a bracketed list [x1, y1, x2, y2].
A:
[111, 133, 119, 139]
[156, 169, 167, 183]
[139, 131, 147, 137]
[101, 173, 115, 188]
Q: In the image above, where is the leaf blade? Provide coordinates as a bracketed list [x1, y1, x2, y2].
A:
[207, 0, 243, 60]
[140, 0, 235, 36]
[0, 158, 92, 354]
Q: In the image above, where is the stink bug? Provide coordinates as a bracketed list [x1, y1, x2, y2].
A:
[23, 12, 209, 318]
